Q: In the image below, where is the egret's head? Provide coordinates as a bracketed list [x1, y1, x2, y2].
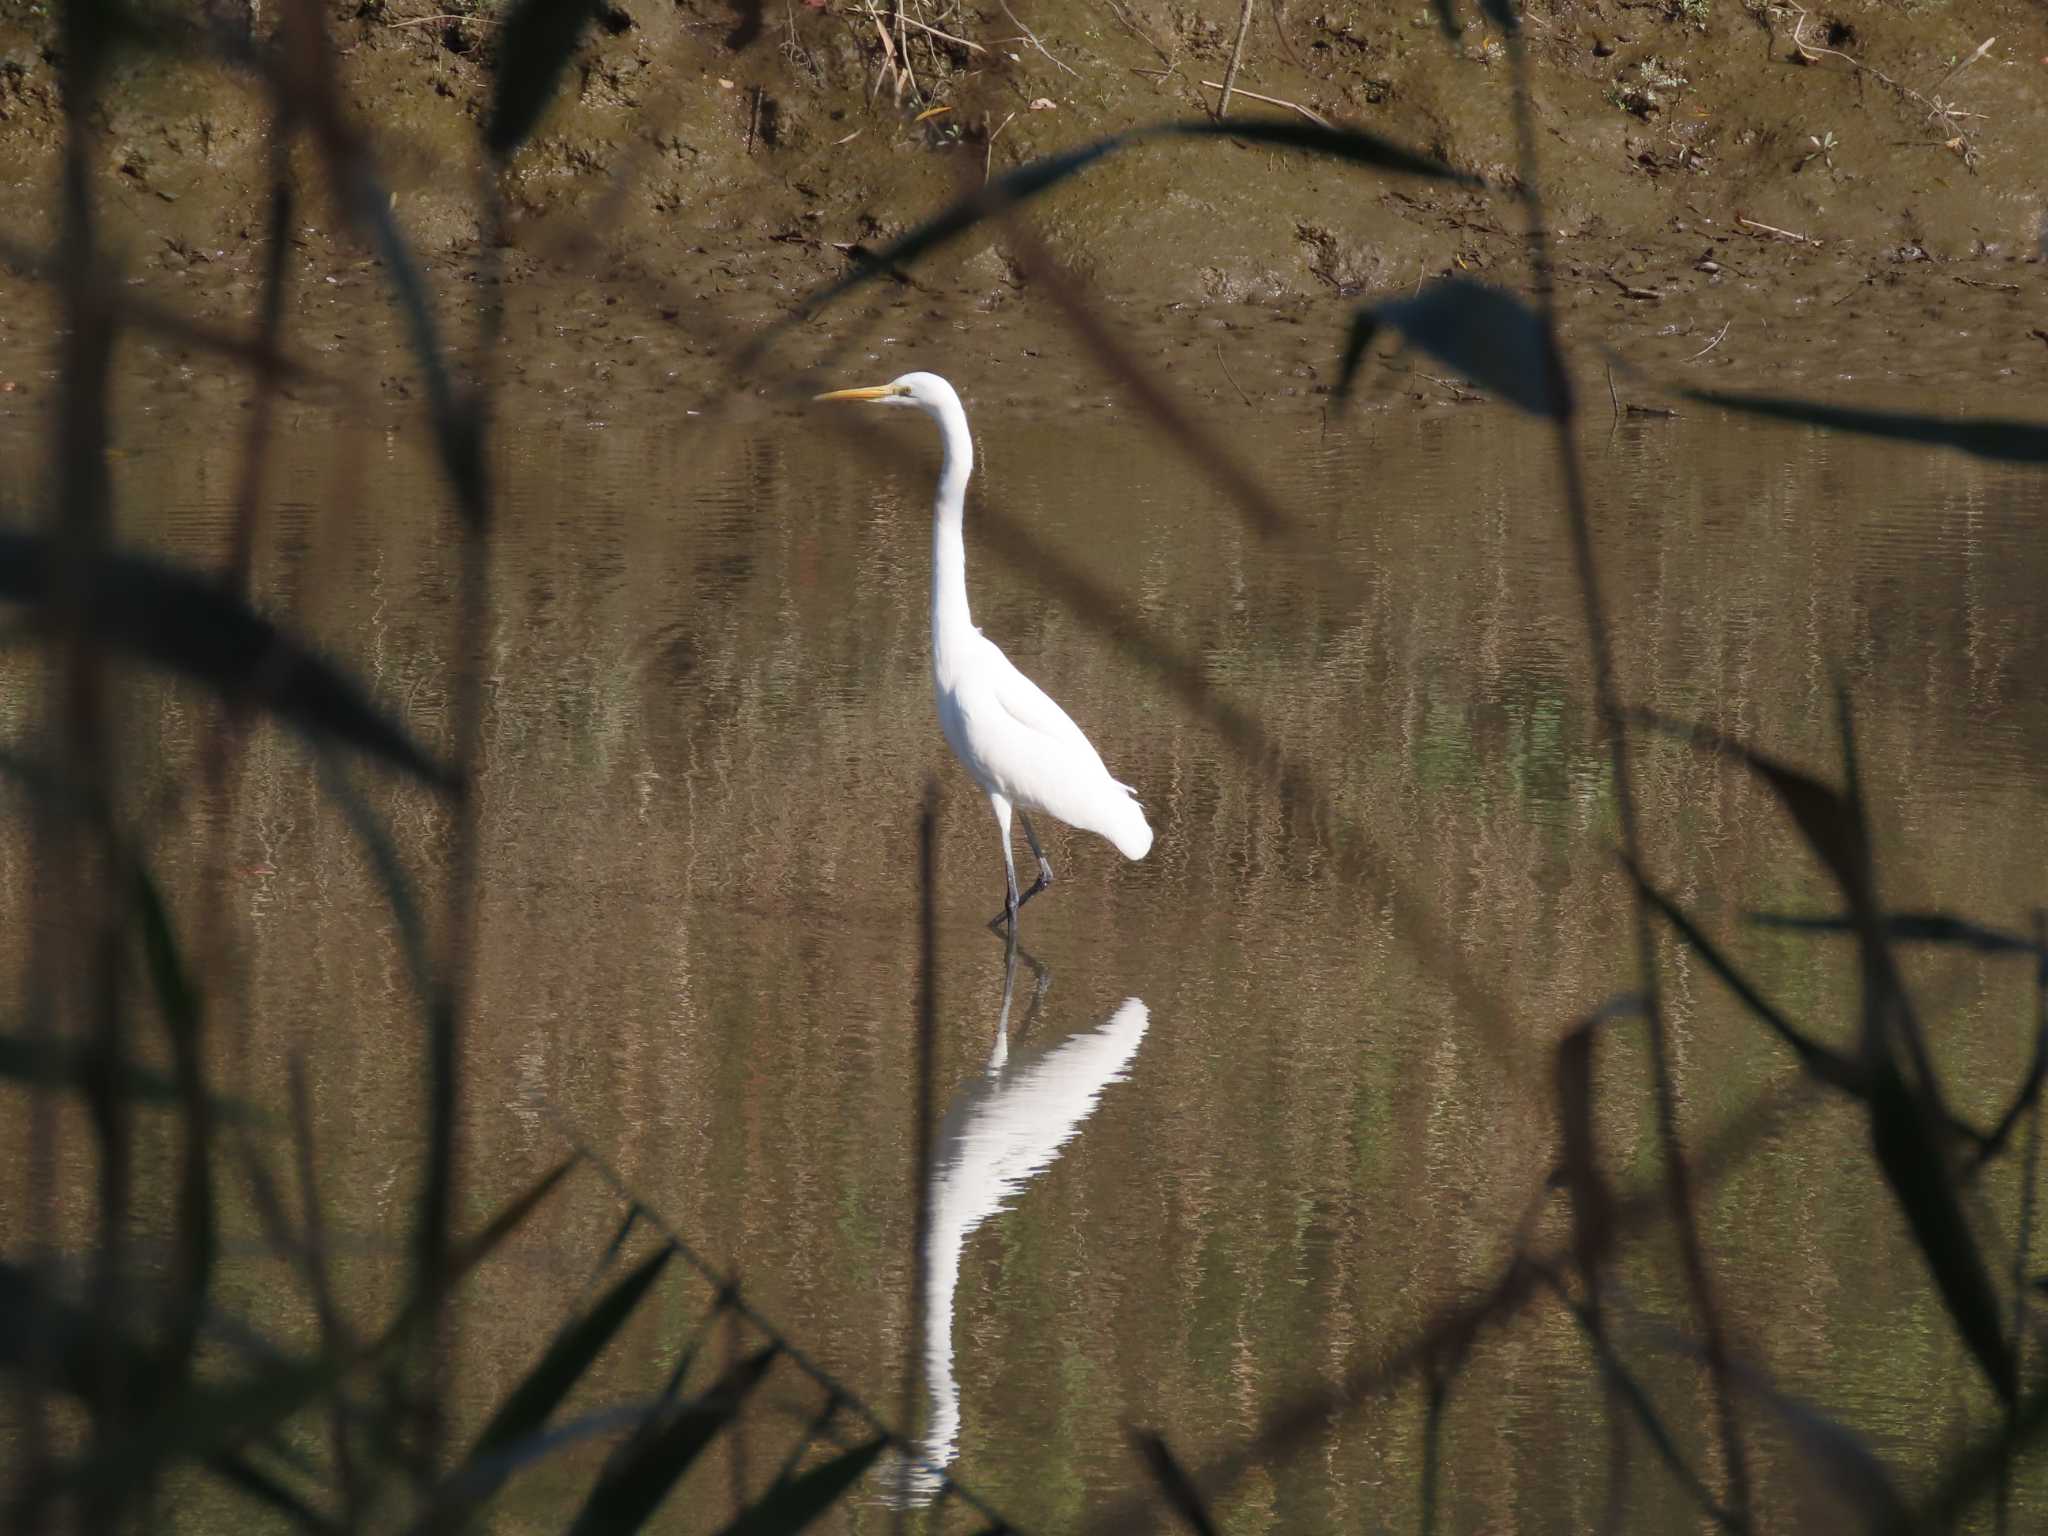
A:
[813, 371, 958, 415]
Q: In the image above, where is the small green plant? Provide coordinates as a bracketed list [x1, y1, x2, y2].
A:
[1673, 0, 1708, 24]
[1799, 128, 1839, 168]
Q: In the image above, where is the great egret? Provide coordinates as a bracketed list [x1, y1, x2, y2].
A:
[815, 372, 1153, 929]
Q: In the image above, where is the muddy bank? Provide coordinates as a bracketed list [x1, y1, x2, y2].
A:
[0, 0, 2043, 419]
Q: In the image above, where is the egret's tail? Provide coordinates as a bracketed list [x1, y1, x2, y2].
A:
[1102, 788, 1153, 862]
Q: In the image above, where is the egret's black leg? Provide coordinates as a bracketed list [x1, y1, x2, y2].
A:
[986, 861, 1020, 934]
[986, 794, 1022, 932]
[1016, 812, 1054, 911]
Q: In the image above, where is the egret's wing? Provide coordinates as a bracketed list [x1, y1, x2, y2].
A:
[981, 640, 1113, 778]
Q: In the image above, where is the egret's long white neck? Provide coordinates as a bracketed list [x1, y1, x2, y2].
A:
[927, 392, 975, 665]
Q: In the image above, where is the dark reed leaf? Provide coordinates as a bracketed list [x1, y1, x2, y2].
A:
[1748, 910, 2041, 958]
[487, 0, 603, 159]
[316, 752, 436, 999]
[1906, 1383, 2048, 1533]
[407, 1402, 664, 1534]
[752, 120, 1473, 362]
[1127, 1429, 1219, 1536]
[765, 138, 1122, 340]
[466, 1245, 675, 1471]
[0, 1031, 266, 1122]
[1632, 713, 1868, 900]
[444, 1158, 577, 1282]
[1972, 1015, 2048, 1174]
[714, 1436, 887, 1536]
[203, 1449, 341, 1534]
[566, 1343, 781, 1535]
[1555, 1013, 1619, 1297]
[0, 1258, 157, 1402]
[36, 1159, 574, 1496]
[1332, 309, 1383, 405]
[0, 532, 454, 790]
[1478, 0, 1518, 33]
[1643, 710, 2014, 1402]
[1544, 1280, 1739, 1532]
[132, 865, 218, 1408]
[0, 238, 329, 386]
[1829, 698, 2013, 1402]
[1720, 1358, 1908, 1528]
[283, 1052, 362, 1529]
[1868, 1059, 2016, 1402]
[1366, 278, 1562, 417]
[279, 0, 485, 526]
[1429, 0, 1461, 43]
[1150, 118, 1481, 180]
[1680, 389, 2048, 466]
[1626, 869, 1867, 1097]
[725, 0, 765, 48]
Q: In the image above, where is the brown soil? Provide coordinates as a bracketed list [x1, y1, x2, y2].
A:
[0, 0, 2044, 417]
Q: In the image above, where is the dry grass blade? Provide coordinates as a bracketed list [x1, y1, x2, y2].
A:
[1127, 1429, 1219, 1536]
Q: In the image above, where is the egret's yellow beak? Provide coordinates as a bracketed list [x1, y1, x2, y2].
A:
[814, 384, 907, 403]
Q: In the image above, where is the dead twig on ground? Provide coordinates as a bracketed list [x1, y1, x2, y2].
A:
[893, 10, 986, 52]
[1101, 0, 1172, 63]
[383, 12, 499, 26]
[1736, 215, 1818, 246]
[985, 109, 1017, 181]
[1000, 0, 1077, 77]
[1195, 80, 1328, 127]
[1784, 6, 1992, 159]
[1214, 341, 1251, 406]
[1682, 321, 1730, 362]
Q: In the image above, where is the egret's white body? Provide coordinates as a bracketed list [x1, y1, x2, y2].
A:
[817, 372, 1152, 926]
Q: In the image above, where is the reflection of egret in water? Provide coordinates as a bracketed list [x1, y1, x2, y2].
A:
[889, 943, 1150, 1506]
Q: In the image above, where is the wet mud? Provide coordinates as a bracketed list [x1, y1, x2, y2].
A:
[0, 0, 2043, 416]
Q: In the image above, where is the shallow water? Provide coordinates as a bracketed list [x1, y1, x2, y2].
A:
[7, 374, 2048, 1530]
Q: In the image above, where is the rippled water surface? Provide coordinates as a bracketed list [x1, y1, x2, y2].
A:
[7, 377, 2046, 1531]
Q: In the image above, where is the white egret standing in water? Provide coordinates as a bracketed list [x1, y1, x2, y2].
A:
[816, 372, 1153, 928]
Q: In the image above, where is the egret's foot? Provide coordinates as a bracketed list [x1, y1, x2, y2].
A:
[988, 879, 1020, 934]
